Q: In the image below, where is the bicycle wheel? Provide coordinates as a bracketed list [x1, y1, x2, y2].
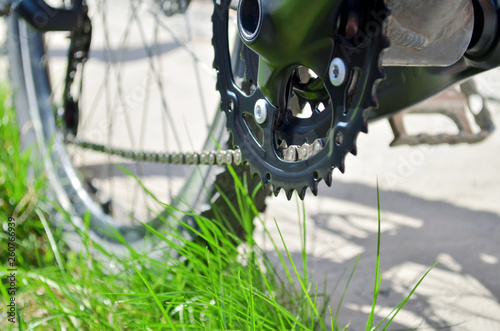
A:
[7, 0, 267, 254]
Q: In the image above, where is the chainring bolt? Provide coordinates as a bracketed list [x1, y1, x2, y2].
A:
[329, 57, 347, 87]
[254, 99, 269, 124]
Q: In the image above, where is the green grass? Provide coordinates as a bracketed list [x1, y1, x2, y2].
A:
[0, 86, 434, 330]
[0, 86, 52, 270]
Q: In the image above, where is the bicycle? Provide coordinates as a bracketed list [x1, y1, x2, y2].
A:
[2, 0, 497, 253]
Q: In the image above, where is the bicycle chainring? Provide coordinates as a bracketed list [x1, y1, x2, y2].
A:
[212, 0, 389, 199]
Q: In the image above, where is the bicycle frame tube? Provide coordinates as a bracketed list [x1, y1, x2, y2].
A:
[238, 0, 343, 108]
[371, 63, 483, 121]
[371, 0, 500, 121]
[383, 0, 474, 66]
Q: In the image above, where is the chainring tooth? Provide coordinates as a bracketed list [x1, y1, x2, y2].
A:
[212, 0, 390, 199]
[351, 142, 358, 155]
[325, 169, 333, 187]
[337, 160, 346, 174]
[361, 121, 369, 133]
[298, 187, 307, 200]
[310, 182, 319, 196]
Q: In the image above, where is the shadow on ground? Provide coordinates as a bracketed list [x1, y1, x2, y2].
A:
[262, 180, 500, 330]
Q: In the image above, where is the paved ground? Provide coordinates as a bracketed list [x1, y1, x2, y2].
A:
[259, 72, 500, 330]
[3, 2, 499, 329]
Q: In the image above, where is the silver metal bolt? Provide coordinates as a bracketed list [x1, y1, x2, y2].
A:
[329, 57, 347, 87]
[254, 99, 269, 124]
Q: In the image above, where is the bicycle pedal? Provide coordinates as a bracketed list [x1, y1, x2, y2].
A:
[388, 80, 495, 147]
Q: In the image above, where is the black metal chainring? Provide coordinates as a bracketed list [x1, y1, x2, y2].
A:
[212, 0, 389, 199]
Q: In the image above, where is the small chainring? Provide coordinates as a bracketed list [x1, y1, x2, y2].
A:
[212, 0, 389, 199]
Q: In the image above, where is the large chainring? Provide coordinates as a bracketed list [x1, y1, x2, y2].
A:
[213, 0, 389, 199]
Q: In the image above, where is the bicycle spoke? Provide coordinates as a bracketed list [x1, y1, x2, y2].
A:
[33, 0, 223, 222]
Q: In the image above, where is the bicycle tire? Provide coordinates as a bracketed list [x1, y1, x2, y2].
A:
[7, 1, 267, 255]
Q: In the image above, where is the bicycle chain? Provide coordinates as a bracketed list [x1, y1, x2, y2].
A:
[65, 135, 325, 167]
[64, 135, 242, 166]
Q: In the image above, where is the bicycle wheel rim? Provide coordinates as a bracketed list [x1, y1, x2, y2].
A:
[8, 1, 231, 251]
